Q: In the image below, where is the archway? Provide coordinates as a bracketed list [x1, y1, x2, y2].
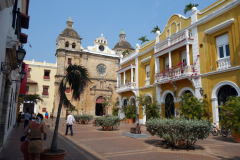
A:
[165, 93, 175, 118]
[95, 96, 106, 116]
[217, 85, 237, 121]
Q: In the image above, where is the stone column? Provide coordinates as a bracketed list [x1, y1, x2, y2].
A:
[186, 44, 190, 66]
[131, 67, 133, 83]
[123, 72, 126, 84]
[169, 52, 172, 68]
[155, 57, 160, 74]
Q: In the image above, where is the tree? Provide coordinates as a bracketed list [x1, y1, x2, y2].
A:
[138, 36, 149, 44]
[179, 93, 210, 120]
[137, 95, 161, 119]
[184, 3, 199, 15]
[122, 49, 130, 56]
[21, 94, 43, 104]
[101, 96, 112, 116]
[50, 64, 90, 152]
[151, 25, 161, 33]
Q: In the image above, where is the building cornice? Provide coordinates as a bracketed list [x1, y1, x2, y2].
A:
[28, 64, 57, 69]
[82, 49, 119, 58]
[200, 66, 240, 77]
[204, 18, 234, 34]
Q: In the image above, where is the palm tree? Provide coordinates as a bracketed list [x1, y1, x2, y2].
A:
[122, 49, 130, 56]
[151, 25, 161, 33]
[138, 36, 149, 44]
[50, 64, 90, 152]
[184, 3, 199, 15]
[21, 94, 43, 104]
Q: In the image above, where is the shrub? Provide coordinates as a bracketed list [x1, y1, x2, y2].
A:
[95, 115, 120, 131]
[219, 96, 240, 134]
[179, 93, 211, 120]
[146, 118, 211, 148]
[74, 114, 93, 123]
[112, 107, 119, 116]
[122, 105, 136, 119]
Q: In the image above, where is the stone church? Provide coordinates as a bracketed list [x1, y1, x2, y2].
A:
[54, 17, 133, 117]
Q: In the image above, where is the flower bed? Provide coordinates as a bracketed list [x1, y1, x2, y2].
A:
[146, 118, 211, 149]
[95, 115, 120, 131]
[74, 114, 93, 124]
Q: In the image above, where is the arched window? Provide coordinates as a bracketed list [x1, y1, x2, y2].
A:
[65, 41, 69, 49]
[72, 42, 76, 50]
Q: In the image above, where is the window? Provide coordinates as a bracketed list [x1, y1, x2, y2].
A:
[27, 68, 31, 78]
[97, 64, 106, 75]
[72, 43, 76, 50]
[146, 65, 150, 79]
[181, 50, 187, 66]
[65, 41, 69, 49]
[26, 86, 29, 95]
[44, 70, 50, 79]
[123, 99, 128, 108]
[216, 33, 230, 59]
[68, 58, 72, 65]
[42, 108, 46, 112]
[165, 57, 169, 69]
[42, 86, 49, 96]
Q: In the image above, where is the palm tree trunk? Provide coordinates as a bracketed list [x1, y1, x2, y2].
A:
[50, 91, 64, 152]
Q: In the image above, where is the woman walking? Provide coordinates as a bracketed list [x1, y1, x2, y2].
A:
[24, 114, 47, 160]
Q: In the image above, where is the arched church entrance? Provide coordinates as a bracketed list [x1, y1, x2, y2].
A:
[165, 93, 175, 118]
[217, 85, 237, 120]
[95, 96, 106, 116]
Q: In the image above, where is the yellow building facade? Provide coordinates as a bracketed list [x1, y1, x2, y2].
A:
[117, 0, 240, 124]
[23, 60, 57, 115]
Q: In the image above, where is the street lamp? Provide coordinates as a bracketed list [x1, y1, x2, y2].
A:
[12, 69, 26, 82]
[199, 87, 207, 98]
[16, 47, 26, 65]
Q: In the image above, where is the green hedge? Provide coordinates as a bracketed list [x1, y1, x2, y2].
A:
[74, 114, 93, 123]
[95, 115, 120, 131]
[146, 118, 211, 148]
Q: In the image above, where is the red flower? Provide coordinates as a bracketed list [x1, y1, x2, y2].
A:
[169, 80, 172, 83]
[197, 55, 200, 57]
[195, 73, 197, 75]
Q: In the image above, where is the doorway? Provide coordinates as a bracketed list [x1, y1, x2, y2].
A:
[165, 93, 175, 118]
[217, 85, 237, 120]
[95, 96, 106, 116]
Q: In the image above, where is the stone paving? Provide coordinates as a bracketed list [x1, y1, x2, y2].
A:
[1, 118, 240, 160]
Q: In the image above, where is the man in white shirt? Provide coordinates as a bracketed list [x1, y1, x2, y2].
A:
[65, 111, 75, 136]
[24, 111, 31, 128]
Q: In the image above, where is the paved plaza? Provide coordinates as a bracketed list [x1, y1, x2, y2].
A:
[1, 118, 240, 160]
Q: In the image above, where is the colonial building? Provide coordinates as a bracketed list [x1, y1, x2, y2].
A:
[117, 0, 240, 124]
[23, 60, 57, 115]
[0, 0, 30, 149]
[54, 18, 120, 117]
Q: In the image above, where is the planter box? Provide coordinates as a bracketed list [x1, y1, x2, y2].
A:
[231, 131, 240, 143]
[104, 126, 111, 131]
[80, 121, 85, 124]
[128, 119, 133, 124]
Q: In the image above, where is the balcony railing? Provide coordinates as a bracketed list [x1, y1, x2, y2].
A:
[155, 65, 196, 83]
[216, 57, 231, 70]
[26, 91, 36, 95]
[155, 30, 193, 53]
[117, 82, 136, 92]
[42, 92, 49, 96]
[121, 50, 138, 64]
[43, 76, 50, 79]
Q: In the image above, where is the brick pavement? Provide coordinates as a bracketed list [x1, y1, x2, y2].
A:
[1, 118, 240, 160]
[0, 121, 99, 160]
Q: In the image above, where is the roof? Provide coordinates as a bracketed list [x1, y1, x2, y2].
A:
[114, 41, 134, 50]
[68, 17, 73, 22]
[61, 28, 80, 39]
[27, 79, 38, 84]
[120, 29, 125, 35]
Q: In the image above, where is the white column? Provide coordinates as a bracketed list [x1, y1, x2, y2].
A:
[211, 98, 219, 124]
[156, 85, 162, 112]
[168, 52, 172, 68]
[186, 44, 190, 66]
[155, 57, 160, 74]
[123, 72, 126, 84]
[117, 74, 119, 86]
[119, 74, 122, 85]
[131, 67, 133, 82]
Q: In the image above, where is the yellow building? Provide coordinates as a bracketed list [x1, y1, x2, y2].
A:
[23, 60, 57, 115]
[117, 0, 240, 124]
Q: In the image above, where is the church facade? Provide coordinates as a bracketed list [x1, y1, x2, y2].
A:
[54, 18, 124, 117]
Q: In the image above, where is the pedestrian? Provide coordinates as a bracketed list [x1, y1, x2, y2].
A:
[45, 111, 49, 122]
[24, 110, 31, 128]
[65, 111, 75, 136]
[20, 128, 30, 160]
[17, 112, 22, 127]
[50, 112, 53, 121]
[24, 113, 47, 160]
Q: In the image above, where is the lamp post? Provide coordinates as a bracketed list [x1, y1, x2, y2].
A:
[12, 69, 26, 82]
[199, 88, 207, 98]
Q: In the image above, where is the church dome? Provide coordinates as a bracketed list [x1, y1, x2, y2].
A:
[61, 28, 80, 38]
[114, 41, 133, 50]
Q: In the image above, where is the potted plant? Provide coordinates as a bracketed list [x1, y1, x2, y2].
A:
[219, 96, 240, 143]
[95, 115, 120, 131]
[40, 64, 90, 160]
[74, 114, 93, 124]
[126, 105, 136, 123]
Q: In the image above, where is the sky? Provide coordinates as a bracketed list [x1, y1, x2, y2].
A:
[22, 0, 217, 63]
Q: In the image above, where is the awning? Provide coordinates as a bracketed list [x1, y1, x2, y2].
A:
[20, 33, 28, 44]
[27, 79, 38, 84]
[21, 12, 30, 29]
